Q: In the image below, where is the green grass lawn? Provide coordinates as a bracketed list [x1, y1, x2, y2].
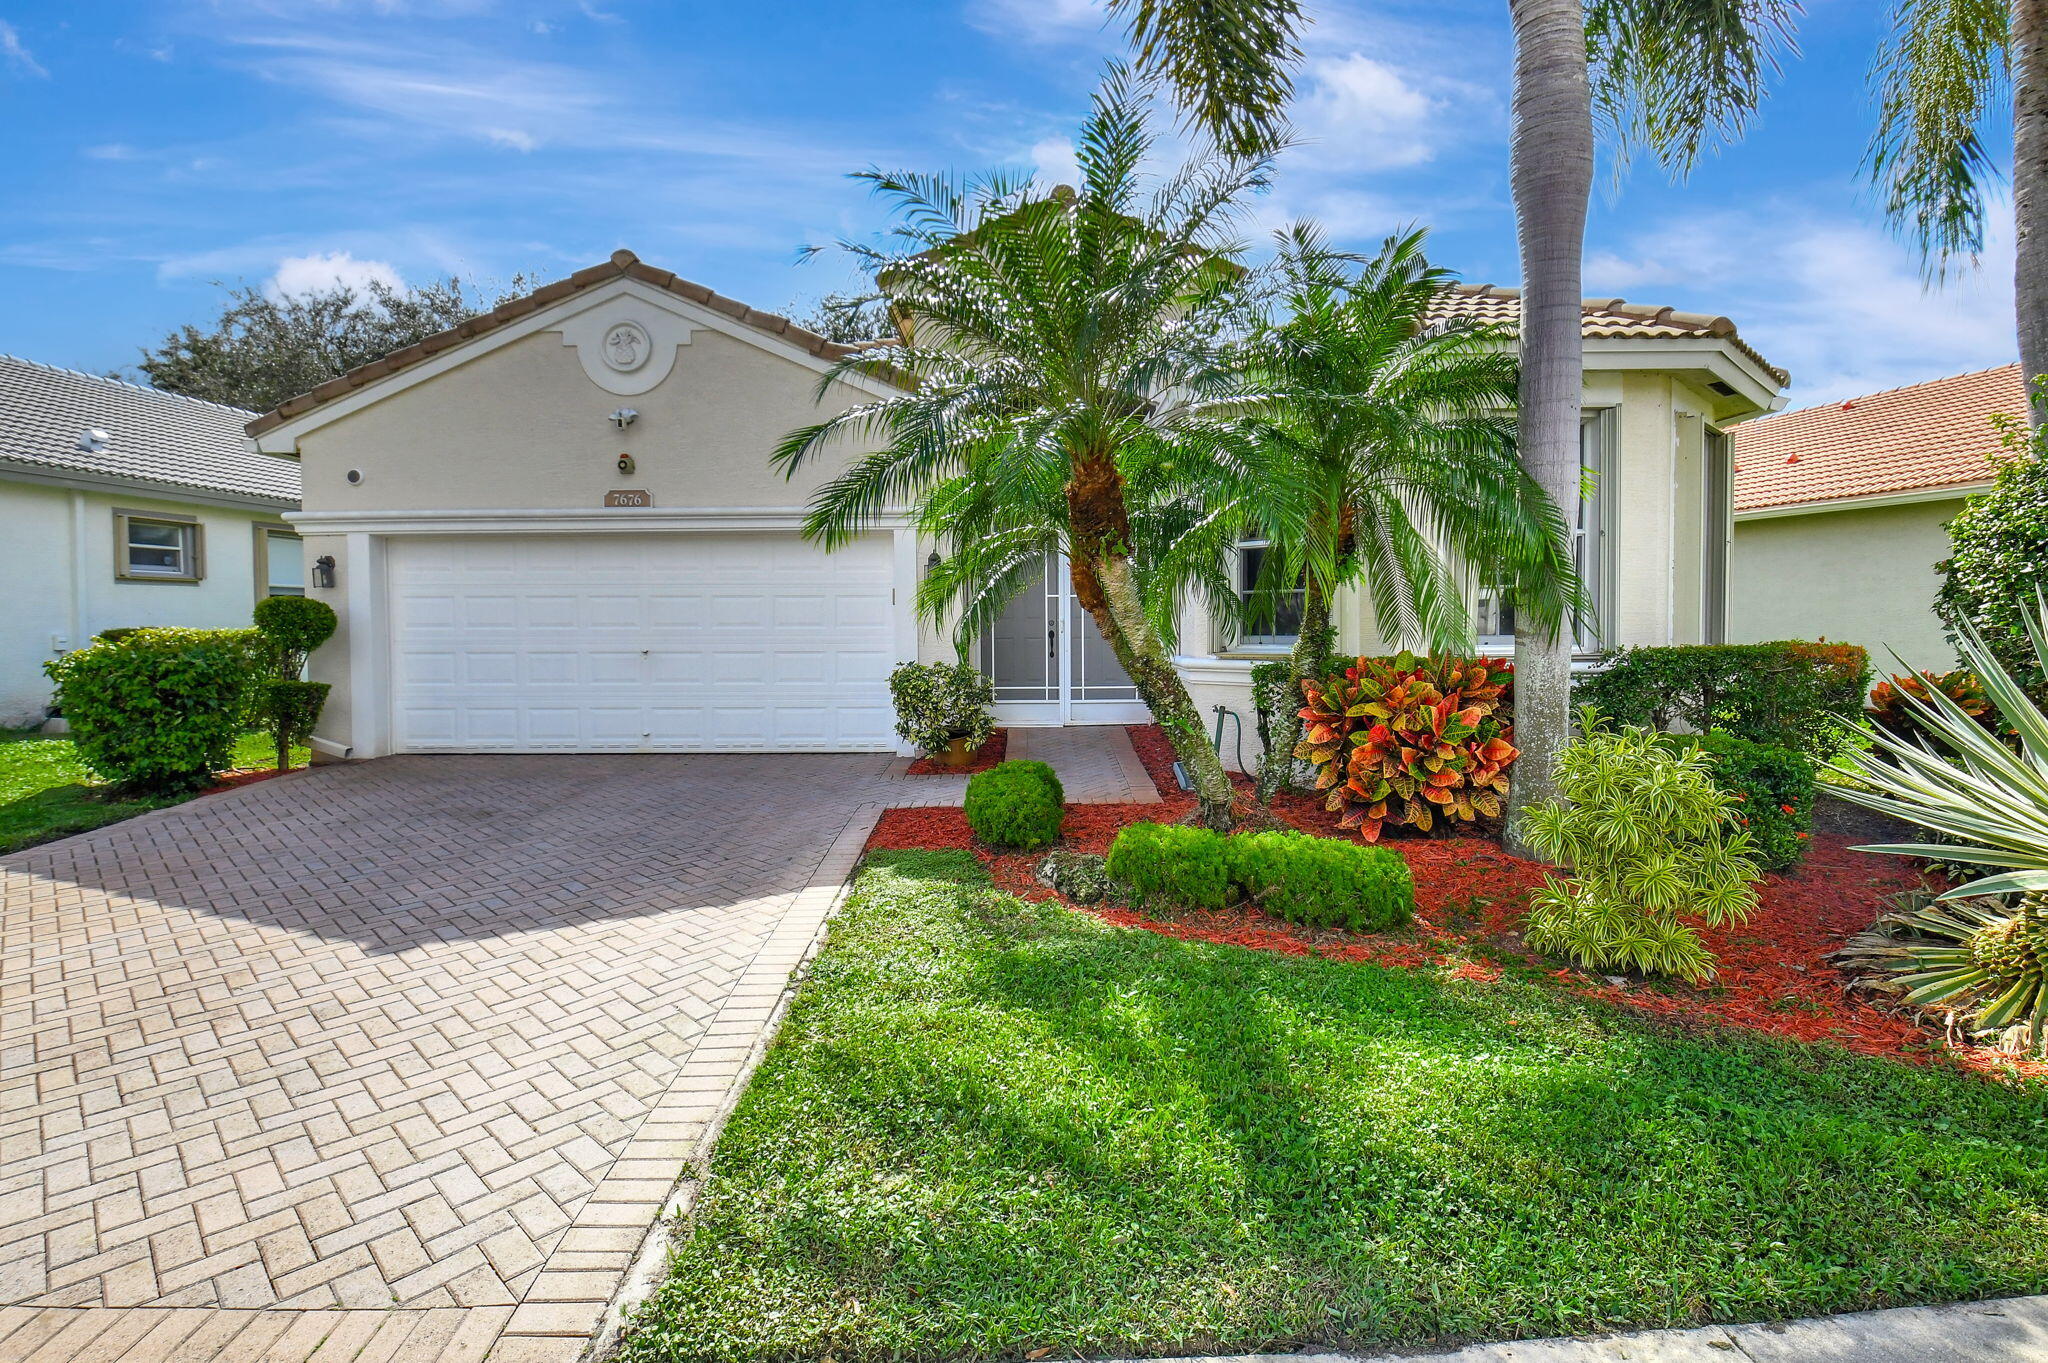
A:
[624, 850, 2048, 1363]
[0, 729, 306, 855]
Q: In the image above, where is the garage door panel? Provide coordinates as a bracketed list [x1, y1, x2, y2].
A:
[389, 532, 896, 753]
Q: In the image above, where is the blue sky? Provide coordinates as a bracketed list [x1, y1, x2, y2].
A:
[0, 0, 2020, 406]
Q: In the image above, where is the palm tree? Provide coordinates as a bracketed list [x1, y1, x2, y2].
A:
[1116, 0, 1796, 852]
[774, 70, 1267, 829]
[1221, 225, 1579, 801]
[1866, 0, 2048, 421]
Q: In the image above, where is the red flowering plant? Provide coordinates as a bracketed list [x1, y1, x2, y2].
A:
[1293, 652, 1517, 841]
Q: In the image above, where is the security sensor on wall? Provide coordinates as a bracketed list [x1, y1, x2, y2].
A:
[609, 408, 638, 429]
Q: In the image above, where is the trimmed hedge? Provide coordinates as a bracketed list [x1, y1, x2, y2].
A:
[1105, 822, 1415, 931]
[1575, 641, 1869, 760]
[44, 628, 260, 793]
[1104, 823, 1235, 909]
[1670, 732, 1817, 873]
[964, 760, 1065, 850]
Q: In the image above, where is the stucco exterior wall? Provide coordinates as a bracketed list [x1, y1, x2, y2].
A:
[1730, 497, 1963, 674]
[291, 327, 873, 516]
[0, 478, 292, 727]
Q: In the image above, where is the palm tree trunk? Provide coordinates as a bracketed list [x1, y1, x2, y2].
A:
[1074, 552, 1236, 829]
[1256, 577, 1332, 803]
[1503, 0, 1594, 856]
[2017, 0, 2048, 423]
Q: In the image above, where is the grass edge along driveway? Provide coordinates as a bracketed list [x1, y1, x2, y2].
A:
[623, 849, 2048, 1363]
[0, 730, 304, 855]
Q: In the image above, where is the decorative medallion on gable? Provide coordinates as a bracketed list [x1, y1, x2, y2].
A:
[555, 302, 696, 395]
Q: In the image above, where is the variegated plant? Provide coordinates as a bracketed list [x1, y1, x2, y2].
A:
[1831, 595, 2048, 1051]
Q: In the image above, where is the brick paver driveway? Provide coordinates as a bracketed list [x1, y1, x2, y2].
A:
[0, 752, 981, 1361]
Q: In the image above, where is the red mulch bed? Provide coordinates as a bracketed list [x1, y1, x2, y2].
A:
[903, 729, 1009, 776]
[866, 724, 2044, 1081]
[199, 767, 292, 795]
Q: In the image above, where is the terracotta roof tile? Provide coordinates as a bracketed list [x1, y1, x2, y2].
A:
[1422, 283, 1787, 384]
[1730, 363, 2023, 513]
[246, 248, 865, 437]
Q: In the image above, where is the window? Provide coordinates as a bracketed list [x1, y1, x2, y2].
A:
[1235, 540, 1303, 646]
[115, 510, 202, 583]
[1473, 409, 1613, 652]
[1702, 427, 1731, 644]
[258, 527, 305, 598]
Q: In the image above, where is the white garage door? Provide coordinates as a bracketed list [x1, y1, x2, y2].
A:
[387, 533, 896, 753]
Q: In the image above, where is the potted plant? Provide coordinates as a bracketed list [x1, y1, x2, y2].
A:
[888, 661, 995, 766]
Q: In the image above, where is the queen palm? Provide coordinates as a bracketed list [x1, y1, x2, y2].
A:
[774, 70, 1267, 829]
[1225, 225, 1579, 801]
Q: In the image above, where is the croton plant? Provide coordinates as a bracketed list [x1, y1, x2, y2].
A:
[1293, 652, 1517, 842]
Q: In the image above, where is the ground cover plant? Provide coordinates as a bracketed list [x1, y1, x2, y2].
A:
[624, 851, 2048, 1363]
[0, 729, 304, 855]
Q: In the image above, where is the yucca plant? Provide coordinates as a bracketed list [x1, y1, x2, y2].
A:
[1831, 596, 2048, 1052]
[1518, 708, 1762, 983]
[1865, 667, 1998, 746]
[1837, 891, 2048, 1054]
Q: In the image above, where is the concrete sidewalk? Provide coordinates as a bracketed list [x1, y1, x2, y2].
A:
[1129, 1294, 2048, 1363]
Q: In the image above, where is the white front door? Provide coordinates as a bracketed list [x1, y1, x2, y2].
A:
[386, 532, 895, 752]
[978, 550, 1149, 726]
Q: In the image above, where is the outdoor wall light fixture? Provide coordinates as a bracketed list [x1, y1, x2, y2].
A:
[925, 551, 942, 573]
[312, 555, 337, 590]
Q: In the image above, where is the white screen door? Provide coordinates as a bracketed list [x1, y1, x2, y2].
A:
[978, 551, 1147, 725]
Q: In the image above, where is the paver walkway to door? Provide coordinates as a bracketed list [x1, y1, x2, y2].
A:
[0, 751, 989, 1361]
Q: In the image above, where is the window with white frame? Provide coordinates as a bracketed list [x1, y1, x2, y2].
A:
[1473, 409, 1613, 653]
[1702, 426, 1731, 644]
[1234, 540, 1304, 647]
[115, 511, 202, 582]
[261, 528, 305, 597]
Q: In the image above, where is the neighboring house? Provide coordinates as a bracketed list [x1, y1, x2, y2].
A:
[0, 356, 303, 729]
[248, 251, 1783, 763]
[1728, 363, 2019, 676]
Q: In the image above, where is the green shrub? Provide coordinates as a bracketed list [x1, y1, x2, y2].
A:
[44, 628, 260, 793]
[1230, 830, 1414, 930]
[964, 760, 1065, 850]
[1936, 408, 2048, 709]
[1105, 823, 1417, 930]
[888, 661, 996, 755]
[252, 596, 338, 771]
[1671, 732, 1817, 873]
[1575, 641, 1870, 760]
[1104, 823, 1235, 908]
[1519, 709, 1763, 983]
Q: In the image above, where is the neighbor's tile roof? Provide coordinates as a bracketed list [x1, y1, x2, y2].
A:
[0, 355, 298, 503]
[247, 249, 873, 437]
[1730, 363, 2023, 513]
[1423, 283, 1789, 385]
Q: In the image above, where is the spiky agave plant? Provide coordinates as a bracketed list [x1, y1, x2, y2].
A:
[1832, 596, 2048, 1052]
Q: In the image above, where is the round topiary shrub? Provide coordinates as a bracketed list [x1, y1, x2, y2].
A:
[963, 760, 1065, 850]
[252, 595, 339, 771]
[44, 628, 260, 793]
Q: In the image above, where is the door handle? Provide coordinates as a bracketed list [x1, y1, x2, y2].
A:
[1047, 621, 1057, 662]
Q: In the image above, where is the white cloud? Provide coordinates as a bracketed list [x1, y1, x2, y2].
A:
[485, 127, 537, 152]
[1588, 198, 2019, 405]
[1292, 53, 1451, 171]
[84, 143, 140, 161]
[1, 19, 47, 77]
[267, 250, 406, 297]
[1030, 135, 1081, 190]
[967, 0, 1105, 45]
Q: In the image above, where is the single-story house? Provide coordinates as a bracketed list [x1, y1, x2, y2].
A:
[248, 251, 1785, 764]
[0, 355, 303, 729]
[1728, 363, 2018, 675]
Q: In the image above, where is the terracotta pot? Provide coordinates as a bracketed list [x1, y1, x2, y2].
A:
[939, 735, 978, 768]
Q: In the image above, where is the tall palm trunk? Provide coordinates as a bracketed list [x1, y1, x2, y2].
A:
[1074, 552, 1236, 827]
[1504, 0, 1594, 855]
[2018, 0, 2048, 422]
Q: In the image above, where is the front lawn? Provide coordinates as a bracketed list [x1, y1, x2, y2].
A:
[0, 729, 304, 855]
[624, 850, 2048, 1363]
